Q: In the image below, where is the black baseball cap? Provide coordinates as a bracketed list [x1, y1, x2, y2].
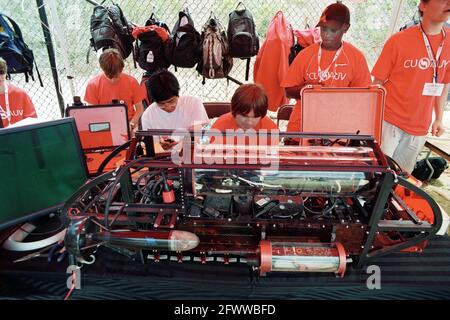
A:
[317, 2, 351, 27]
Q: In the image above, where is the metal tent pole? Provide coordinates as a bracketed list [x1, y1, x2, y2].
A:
[46, 0, 76, 100]
[36, 0, 65, 117]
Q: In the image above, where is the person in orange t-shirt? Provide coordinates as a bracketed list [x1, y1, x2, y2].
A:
[211, 83, 278, 145]
[372, 0, 450, 173]
[0, 58, 37, 128]
[281, 2, 371, 135]
[84, 49, 146, 132]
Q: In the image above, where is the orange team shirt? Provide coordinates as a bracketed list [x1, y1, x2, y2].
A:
[0, 84, 37, 127]
[372, 26, 450, 136]
[253, 11, 293, 112]
[281, 41, 371, 132]
[210, 112, 279, 145]
[84, 73, 147, 121]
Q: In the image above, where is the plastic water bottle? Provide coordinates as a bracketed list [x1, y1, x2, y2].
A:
[147, 51, 154, 63]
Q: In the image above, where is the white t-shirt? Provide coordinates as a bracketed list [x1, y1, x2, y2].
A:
[141, 95, 209, 142]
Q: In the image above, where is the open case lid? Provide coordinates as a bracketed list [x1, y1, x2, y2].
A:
[66, 104, 130, 151]
[300, 85, 385, 142]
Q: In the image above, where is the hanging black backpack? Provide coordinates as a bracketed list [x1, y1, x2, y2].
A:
[89, 4, 134, 60]
[165, 8, 201, 69]
[134, 13, 171, 73]
[197, 13, 233, 81]
[227, 2, 259, 80]
[0, 12, 42, 86]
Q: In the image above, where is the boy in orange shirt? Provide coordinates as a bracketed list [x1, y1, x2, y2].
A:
[193, 84, 278, 167]
[0, 58, 37, 128]
[212, 83, 278, 131]
[211, 83, 278, 146]
[372, 0, 450, 173]
[84, 49, 146, 132]
[281, 2, 371, 134]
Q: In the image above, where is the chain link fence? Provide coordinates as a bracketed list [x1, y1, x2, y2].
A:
[0, 0, 421, 121]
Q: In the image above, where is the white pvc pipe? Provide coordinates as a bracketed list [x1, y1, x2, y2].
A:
[2, 223, 66, 252]
[386, 0, 405, 39]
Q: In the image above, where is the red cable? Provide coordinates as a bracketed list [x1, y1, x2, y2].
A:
[64, 272, 76, 300]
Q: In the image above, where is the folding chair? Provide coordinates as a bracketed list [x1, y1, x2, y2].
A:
[203, 102, 231, 119]
[276, 104, 294, 127]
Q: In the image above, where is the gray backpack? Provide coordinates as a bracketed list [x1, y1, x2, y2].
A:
[197, 14, 233, 80]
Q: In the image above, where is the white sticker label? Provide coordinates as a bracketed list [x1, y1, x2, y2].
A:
[422, 83, 445, 97]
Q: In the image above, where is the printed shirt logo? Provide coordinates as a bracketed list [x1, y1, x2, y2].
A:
[307, 59, 349, 83]
[404, 58, 450, 70]
[0, 108, 24, 119]
[307, 71, 348, 82]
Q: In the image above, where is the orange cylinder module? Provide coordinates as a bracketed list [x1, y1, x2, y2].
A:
[259, 241, 347, 277]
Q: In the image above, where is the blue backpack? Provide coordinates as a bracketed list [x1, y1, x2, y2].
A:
[0, 12, 42, 85]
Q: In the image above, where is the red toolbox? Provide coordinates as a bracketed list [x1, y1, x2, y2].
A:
[66, 103, 130, 175]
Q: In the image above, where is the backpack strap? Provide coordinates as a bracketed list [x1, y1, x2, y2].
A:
[110, 4, 137, 68]
[1, 13, 24, 41]
[146, 12, 158, 26]
[226, 75, 243, 86]
[118, 6, 137, 68]
[207, 11, 217, 22]
[183, 7, 191, 17]
[134, 38, 140, 59]
[34, 60, 43, 87]
[86, 42, 92, 64]
[132, 45, 137, 69]
[245, 58, 250, 81]
[179, 8, 194, 27]
[235, 2, 246, 10]
[113, 3, 128, 32]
